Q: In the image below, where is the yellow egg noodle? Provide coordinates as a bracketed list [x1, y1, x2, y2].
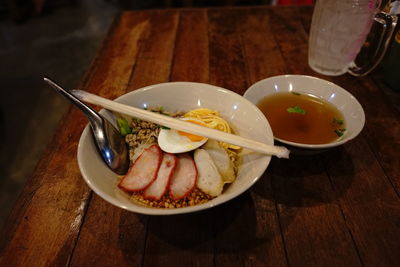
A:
[184, 108, 241, 170]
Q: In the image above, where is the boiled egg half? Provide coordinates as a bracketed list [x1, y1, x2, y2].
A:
[158, 118, 208, 153]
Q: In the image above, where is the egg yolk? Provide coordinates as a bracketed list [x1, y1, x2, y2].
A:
[178, 120, 206, 142]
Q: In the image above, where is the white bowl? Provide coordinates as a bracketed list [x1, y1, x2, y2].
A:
[243, 75, 365, 149]
[77, 82, 273, 215]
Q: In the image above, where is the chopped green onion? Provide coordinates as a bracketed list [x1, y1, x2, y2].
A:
[291, 91, 301, 96]
[333, 118, 344, 125]
[287, 106, 306, 115]
[334, 129, 346, 137]
[117, 118, 132, 136]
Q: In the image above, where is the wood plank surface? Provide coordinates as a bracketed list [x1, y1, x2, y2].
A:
[208, 8, 248, 94]
[349, 76, 400, 194]
[1, 6, 400, 267]
[0, 10, 146, 267]
[328, 75, 400, 266]
[70, 10, 179, 266]
[268, 7, 362, 266]
[322, 131, 400, 266]
[240, 7, 287, 84]
[127, 9, 179, 91]
[170, 9, 209, 82]
[269, 6, 400, 266]
[142, 9, 214, 267]
[207, 8, 287, 266]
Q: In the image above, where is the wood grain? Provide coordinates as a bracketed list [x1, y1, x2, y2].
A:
[170, 9, 209, 83]
[240, 7, 287, 85]
[323, 132, 400, 266]
[0, 119, 90, 266]
[327, 74, 400, 266]
[69, 10, 180, 266]
[268, 7, 362, 266]
[270, 156, 362, 266]
[0, 10, 146, 266]
[208, 8, 287, 266]
[208, 8, 248, 94]
[270, 6, 400, 266]
[70, 197, 148, 266]
[141, 9, 214, 267]
[95, 11, 152, 99]
[127, 9, 180, 91]
[344, 76, 400, 194]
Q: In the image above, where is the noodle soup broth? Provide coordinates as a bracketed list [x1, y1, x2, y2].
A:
[257, 92, 346, 145]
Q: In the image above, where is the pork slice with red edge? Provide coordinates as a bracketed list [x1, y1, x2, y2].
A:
[169, 153, 197, 200]
[144, 153, 177, 200]
[118, 144, 163, 192]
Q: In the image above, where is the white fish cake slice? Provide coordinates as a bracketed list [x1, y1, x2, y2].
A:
[202, 140, 235, 183]
[194, 149, 224, 197]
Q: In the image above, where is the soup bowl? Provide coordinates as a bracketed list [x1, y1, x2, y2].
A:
[77, 82, 273, 215]
[243, 75, 365, 150]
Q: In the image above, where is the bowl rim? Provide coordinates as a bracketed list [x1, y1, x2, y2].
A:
[243, 74, 366, 149]
[77, 81, 273, 215]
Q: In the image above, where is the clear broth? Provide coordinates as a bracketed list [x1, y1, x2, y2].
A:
[257, 92, 346, 144]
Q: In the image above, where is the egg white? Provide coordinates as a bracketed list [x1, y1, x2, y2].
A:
[158, 128, 208, 153]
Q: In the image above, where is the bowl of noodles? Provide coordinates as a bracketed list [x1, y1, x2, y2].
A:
[77, 82, 273, 215]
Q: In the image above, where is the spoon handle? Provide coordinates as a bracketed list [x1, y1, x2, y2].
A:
[43, 78, 102, 126]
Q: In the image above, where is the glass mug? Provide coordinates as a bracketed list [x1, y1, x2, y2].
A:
[308, 0, 398, 76]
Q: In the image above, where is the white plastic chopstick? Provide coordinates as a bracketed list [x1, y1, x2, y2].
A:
[72, 90, 290, 158]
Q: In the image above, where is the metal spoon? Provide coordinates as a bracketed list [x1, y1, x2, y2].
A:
[44, 78, 130, 175]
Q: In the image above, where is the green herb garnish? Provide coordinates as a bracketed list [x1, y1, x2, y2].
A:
[287, 106, 306, 115]
[117, 118, 132, 136]
[291, 91, 301, 96]
[334, 129, 346, 137]
[333, 118, 344, 125]
[160, 126, 170, 130]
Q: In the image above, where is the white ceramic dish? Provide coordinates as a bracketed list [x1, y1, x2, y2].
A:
[77, 82, 273, 215]
[243, 75, 365, 149]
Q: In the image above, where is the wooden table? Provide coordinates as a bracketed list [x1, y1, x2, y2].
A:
[2, 6, 400, 267]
